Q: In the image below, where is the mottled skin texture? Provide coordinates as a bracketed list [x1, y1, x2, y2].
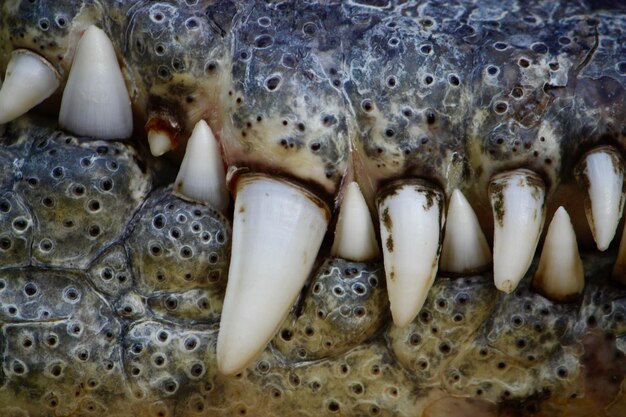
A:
[1, 1, 626, 416]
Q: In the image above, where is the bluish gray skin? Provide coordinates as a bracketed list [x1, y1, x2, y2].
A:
[1, 1, 626, 416]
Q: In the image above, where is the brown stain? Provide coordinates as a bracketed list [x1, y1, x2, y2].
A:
[386, 235, 394, 253]
[381, 207, 393, 231]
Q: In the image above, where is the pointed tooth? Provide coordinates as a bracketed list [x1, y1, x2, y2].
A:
[490, 169, 546, 293]
[59, 26, 132, 139]
[575, 146, 625, 251]
[217, 174, 329, 375]
[173, 120, 228, 213]
[378, 181, 444, 327]
[440, 189, 491, 274]
[330, 181, 380, 262]
[0, 50, 61, 124]
[533, 207, 584, 301]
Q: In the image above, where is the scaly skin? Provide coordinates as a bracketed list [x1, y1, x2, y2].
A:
[1, 1, 626, 416]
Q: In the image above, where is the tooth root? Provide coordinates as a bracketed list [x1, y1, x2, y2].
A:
[0, 50, 61, 124]
[331, 181, 380, 262]
[440, 189, 491, 275]
[378, 181, 444, 327]
[173, 120, 229, 213]
[490, 169, 546, 293]
[217, 174, 329, 375]
[575, 146, 625, 251]
[533, 207, 584, 301]
[59, 25, 133, 140]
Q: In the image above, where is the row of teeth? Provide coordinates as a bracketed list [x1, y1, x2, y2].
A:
[0, 26, 624, 376]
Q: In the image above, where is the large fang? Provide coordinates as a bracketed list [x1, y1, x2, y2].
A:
[575, 146, 625, 251]
[0, 50, 61, 124]
[173, 120, 228, 213]
[440, 189, 491, 275]
[330, 181, 380, 262]
[217, 174, 330, 375]
[59, 25, 133, 140]
[378, 181, 444, 327]
[490, 169, 546, 293]
[533, 207, 584, 301]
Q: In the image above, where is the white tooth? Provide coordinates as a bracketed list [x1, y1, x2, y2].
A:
[575, 147, 625, 251]
[330, 181, 380, 262]
[0, 50, 61, 124]
[217, 174, 329, 375]
[173, 120, 229, 213]
[490, 169, 546, 293]
[147, 130, 173, 157]
[440, 189, 491, 274]
[59, 25, 133, 140]
[533, 207, 584, 301]
[378, 181, 444, 327]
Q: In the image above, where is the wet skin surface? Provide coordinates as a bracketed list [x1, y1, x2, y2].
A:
[1, 1, 626, 416]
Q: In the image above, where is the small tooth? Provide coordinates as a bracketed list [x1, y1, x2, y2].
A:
[330, 181, 380, 262]
[440, 189, 491, 274]
[533, 207, 584, 301]
[59, 25, 132, 139]
[0, 50, 61, 124]
[490, 169, 546, 293]
[378, 181, 444, 327]
[217, 174, 329, 375]
[575, 147, 625, 251]
[148, 130, 173, 156]
[173, 120, 228, 213]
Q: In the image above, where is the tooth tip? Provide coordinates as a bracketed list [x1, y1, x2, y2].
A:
[496, 279, 515, 294]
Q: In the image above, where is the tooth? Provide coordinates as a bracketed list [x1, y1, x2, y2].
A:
[490, 169, 546, 293]
[330, 181, 380, 262]
[378, 181, 444, 327]
[173, 120, 229, 213]
[217, 174, 329, 374]
[59, 25, 133, 140]
[0, 50, 61, 124]
[440, 189, 491, 274]
[145, 114, 180, 157]
[575, 146, 625, 251]
[533, 207, 584, 301]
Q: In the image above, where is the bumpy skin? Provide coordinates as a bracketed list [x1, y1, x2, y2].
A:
[1, 1, 626, 416]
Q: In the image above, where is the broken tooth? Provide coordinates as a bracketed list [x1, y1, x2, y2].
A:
[59, 25, 133, 140]
[217, 174, 330, 375]
[440, 189, 491, 275]
[145, 113, 180, 157]
[490, 169, 546, 294]
[330, 181, 380, 262]
[533, 207, 584, 301]
[173, 120, 228, 213]
[575, 146, 625, 251]
[0, 50, 61, 124]
[378, 180, 444, 327]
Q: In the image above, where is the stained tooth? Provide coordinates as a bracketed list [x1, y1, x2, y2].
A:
[0, 50, 61, 124]
[145, 114, 180, 157]
[378, 181, 444, 327]
[575, 146, 625, 251]
[59, 25, 133, 140]
[490, 169, 546, 293]
[330, 181, 380, 262]
[533, 207, 584, 301]
[217, 174, 329, 375]
[440, 189, 491, 274]
[173, 120, 228, 213]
